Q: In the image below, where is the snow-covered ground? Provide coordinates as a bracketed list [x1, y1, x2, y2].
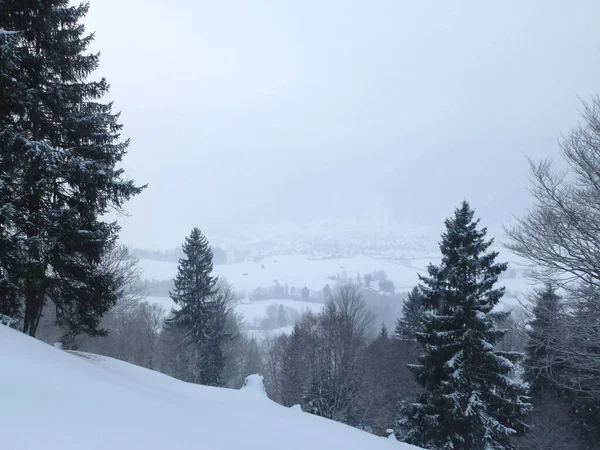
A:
[139, 254, 435, 292]
[0, 324, 421, 450]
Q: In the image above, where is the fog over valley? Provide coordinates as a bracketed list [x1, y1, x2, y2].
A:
[83, 0, 600, 249]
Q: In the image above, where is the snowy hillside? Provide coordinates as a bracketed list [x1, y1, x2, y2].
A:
[0, 324, 422, 450]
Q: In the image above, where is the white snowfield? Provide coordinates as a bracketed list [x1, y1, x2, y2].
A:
[140, 253, 533, 313]
[139, 254, 430, 292]
[0, 324, 422, 450]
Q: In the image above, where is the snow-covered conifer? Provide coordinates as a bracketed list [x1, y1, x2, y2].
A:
[164, 228, 234, 387]
[399, 201, 530, 450]
[395, 286, 424, 341]
[0, 1, 144, 336]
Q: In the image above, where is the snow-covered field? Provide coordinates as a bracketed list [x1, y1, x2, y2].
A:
[139, 254, 434, 292]
[0, 324, 421, 450]
[140, 251, 536, 312]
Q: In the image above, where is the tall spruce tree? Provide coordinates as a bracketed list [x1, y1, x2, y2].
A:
[396, 286, 424, 341]
[399, 201, 530, 450]
[0, 2, 143, 336]
[165, 228, 222, 386]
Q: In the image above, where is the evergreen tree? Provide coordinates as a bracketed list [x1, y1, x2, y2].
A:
[519, 283, 587, 450]
[301, 286, 310, 300]
[277, 304, 287, 327]
[395, 286, 424, 341]
[165, 228, 223, 386]
[523, 282, 564, 395]
[322, 284, 332, 301]
[0, 29, 26, 320]
[197, 281, 235, 387]
[0, 2, 143, 336]
[565, 283, 600, 445]
[399, 201, 530, 450]
[280, 314, 318, 406]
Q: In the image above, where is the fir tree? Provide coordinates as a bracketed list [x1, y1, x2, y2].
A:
[396, 286, 424, 341]
[399, 201, 530, 450]
[277, 304, 287, 327]
[523, 282, 564, 396]
[301, 286, 310, 300]
[0, 29, 26, 320]
[322, 284, 332, 301]
[165, 228, 223, 386]
[565, 283, 600, 444]
[0, 2, 144, 336]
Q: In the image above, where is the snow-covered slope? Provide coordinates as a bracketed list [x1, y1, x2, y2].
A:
[0, 324, 422, 450]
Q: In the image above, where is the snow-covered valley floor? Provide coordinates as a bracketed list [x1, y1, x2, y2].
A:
[140, 253, 534, 315]
[0, 324, 422, 450]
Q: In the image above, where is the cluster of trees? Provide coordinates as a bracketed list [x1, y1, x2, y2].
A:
[261, 284, 420, 435]
[0, 2, 143, 340]
[504, 96, 600, 449]
[247, 283, 313, 302]
[244, 281, 406, 332]
[239, 202, 535, 449]
[257, 195, 600, 449]
[328, 270, 395, 293]
[33, 227, 259, 390]
[246, 303, 303, 330]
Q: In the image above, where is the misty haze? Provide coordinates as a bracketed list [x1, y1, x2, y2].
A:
[2, 1, 600, 449]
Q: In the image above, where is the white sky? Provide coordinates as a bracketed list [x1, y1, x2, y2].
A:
[86, 0, 600, 248]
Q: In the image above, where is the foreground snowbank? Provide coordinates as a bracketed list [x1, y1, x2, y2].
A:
[0, 325, 421, 450]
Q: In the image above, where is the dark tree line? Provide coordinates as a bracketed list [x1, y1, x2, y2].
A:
[261, 283, 421, 435]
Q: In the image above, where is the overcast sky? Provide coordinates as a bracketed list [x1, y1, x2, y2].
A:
[86, 0, 600, 248]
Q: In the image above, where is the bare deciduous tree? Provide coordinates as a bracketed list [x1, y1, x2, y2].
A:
[506, 96, 600, 288]
[505, 102, 600, 445]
